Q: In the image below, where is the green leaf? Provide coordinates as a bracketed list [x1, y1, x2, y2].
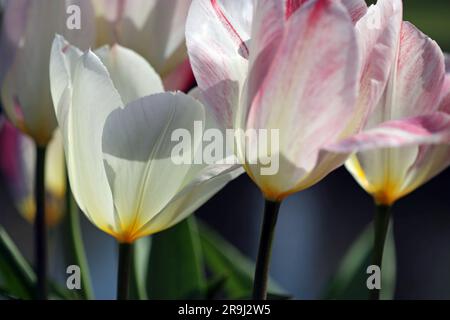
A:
[323, 221, 396, 300]
[48, 280, 80, 300]
[146, 216, 206, 299]
[199, 221, 286, 299]
[0, 226, 36, 299]
[64, 187, 94, 300]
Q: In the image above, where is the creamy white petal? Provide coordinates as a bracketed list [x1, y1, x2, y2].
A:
[101, 92, 207, 241]
[137, 163, 243, 236]
[62, 50, 123, 235]
[95, 45, 164, 105]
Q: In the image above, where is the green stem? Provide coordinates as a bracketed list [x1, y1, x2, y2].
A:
[34, 145, 47, 300]
[252, 199, 281, 300]
[66, 182, 94, 299]
[117, 242, 133, 300]
[369, 204, 391, 300]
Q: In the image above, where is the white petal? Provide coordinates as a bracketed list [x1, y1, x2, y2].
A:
[94, 45, 164, 104]
[136, 163, 243, 237]
[62, 50, 123, 235]
[102, 92, 225, 241]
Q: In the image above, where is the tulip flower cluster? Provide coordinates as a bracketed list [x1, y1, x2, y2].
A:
[0, 0, 449, 301]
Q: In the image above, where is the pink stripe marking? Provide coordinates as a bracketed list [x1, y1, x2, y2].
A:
[211, 0, 249, 59]
[62, 44, 70, 53]
[285, 0, 307, 19]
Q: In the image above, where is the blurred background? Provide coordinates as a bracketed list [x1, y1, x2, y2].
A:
[1, 0, 450, 300]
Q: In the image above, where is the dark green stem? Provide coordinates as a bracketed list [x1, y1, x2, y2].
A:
[66, 181, 94, 299]
[369, 204, 391, 300]
[117, 242, 133, 300]
[252, 199, 281, 300]
[34, 145, 47, 300]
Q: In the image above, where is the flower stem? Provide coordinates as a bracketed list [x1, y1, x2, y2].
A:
[252, 199, 281, 300]
[117, 242, 133, 300]
[34, 145, 47, 300]
[369, 204, 391, 300]
[66, 182, 94, 299]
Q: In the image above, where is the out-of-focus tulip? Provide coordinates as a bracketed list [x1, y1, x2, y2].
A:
[50, 35, 242, 243]
[0, 121, 65, 226]
[92, 0, 194, 92]
[0, 0, 95, 146]
[326, 1, 450, 206]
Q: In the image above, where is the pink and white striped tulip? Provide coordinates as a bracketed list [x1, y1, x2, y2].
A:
[92, 0, 194, 91]
[323, 1, 450, 205]
[186, 0, 450, 202]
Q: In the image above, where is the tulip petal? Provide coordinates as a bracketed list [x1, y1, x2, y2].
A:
[134, 163, 243, 238]
[326, 113, 450, 154]
[284, 0, 367, 22]
[341, 0, 368, 23]
[95, 44, 164, 105]
[186, 0, 253, 128]
[445, 53, 450, 72]
[244, 0, 359, 196]
[50, 35, 83, 117]
[439, 82, 450, 114]
[399, 144, 450, 198]
[101, 92, 235, 242]
[284, 0, 307, 19]
[54, 49, 123, 235]
[367, 21, 445, 128]
[348, 0, 402, 132]
[243, 0, 284, 128]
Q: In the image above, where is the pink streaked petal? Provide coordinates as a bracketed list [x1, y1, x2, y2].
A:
[162, 58, 195, 92]
[393, 22, 445, 117]
[186, 0, 252, 128]
[341, 0, 368, 23]
[285, 0, 308, 19]
[445, 52, 450, 72]
[326, 113, 450, 154]
[247, 0, 360, 172]
[211, 0, 250, 58]
[364, 21, 445, 131]
[284, 0, 367, 22]
[351, 0, 402, 130]
[242, 0, 284, 127]
[438, 84, 450, 114]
